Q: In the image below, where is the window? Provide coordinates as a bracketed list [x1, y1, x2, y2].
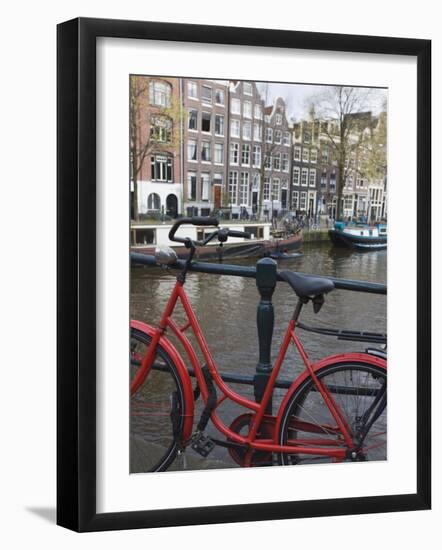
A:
[188, 109, 198, 130]
[301, 167, 308, 186]
[230, 143, 239, 165]
[229, 171, 238, 205]
[320, 170, 327, 188]
[201, 172, 210, 201]
[253, 145, 261, 167]
[187, 81, 198, 99]
[231, 98, 241, 115]
[282, 153, 289, 172]
[230, 119, 240, 138]
[276, 113, 282, 125]
[243, 101, 252, 119]
[150, 116, 172, 143]
[273, 153, 281, 171]
[149, 80, 171, 107]
[322, 147, 329, 163]
[242, 144, 250, 165]
[202, 112, 211, 133]
[201, 141, 211, 162]
[187, 171, 197, 201]
[147, 192, 161, 210]
[309, 169, 317, 187]
[266, 127, 273, 143]
[215, 89, 225, 105]
[293, 166, 300, 186]
[274, 130, 282, 144]
[214, 143, 224, 164]
[213, 173, 223, 186]
[240, 172, 250, 205]
[253, 123, 262, 141]
[151, 154, 172, 182]
[187, 140, 197, 161]
[330, 171, 336, 189]
[252, 173, 260, 190]
[303, 131, 311, 143]
[294, 146, 301, 161]
[201, 86, 212, 104]
[283, 132, 290, 146]
[264, 154, 272, 170]
[243, 82, 253, 95]
[310, 149, 318, 163]
[215, 114, 224, 135]
[254, 104, 262, 119]
[292, 190, 299, 210]
[272, 178, 280, 200]
[302, 148, 309, 162]
[300, 191, 307, 210]
[243, 121, 252, 140]
[263, 177, 270, 200]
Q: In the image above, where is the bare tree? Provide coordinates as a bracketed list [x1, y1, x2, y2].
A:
[309, 86, 380, 220]
[129, 76, 183, 221]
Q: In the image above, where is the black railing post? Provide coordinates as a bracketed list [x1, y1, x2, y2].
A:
[254, 257, 277, 413]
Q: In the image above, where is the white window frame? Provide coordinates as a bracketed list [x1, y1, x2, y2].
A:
[201, 85, 212, 105]
[229, 171, 238, 205]
[254, 104, 262, 119]
[272, 177, 280, 201]
[302, 148, 309, 163]
[309, 169, 317, 187]
[239, 172, 250, 205]
[215, 89, 225, 105]
[253, 123, 262, 142]
[273, 152, 281, 171]
[230, 142, 239, 165]
[215, 114, 224, 136]
[282, 153, 289, 172]
[241, 144, 250, 166]
[201, 141, 211, 163]
[230, 119, 240, 138]
[214, 142, 224, 164]
[243, 121, 252, 141]
[231, 98, 241, 115]
[187, 81, 198, 100]
[253, 145, 261, 167]
[201, 172, 210, 201]
[266, 127, 273, 143]
[293, 166, 300, 186]
[243, 82, 253, 95]
[301, 167, 309, 187]
[243, 100, 252, 119]
[294, 146, 301, 161]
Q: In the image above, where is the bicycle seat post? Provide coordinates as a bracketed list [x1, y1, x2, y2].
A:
[254, 258, 277, 414]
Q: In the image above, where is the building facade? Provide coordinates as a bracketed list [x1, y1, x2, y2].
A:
[182, 79, 229, 216]
[131, 76, 183, 220]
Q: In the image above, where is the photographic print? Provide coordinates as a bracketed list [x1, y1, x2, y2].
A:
[129, 76, 388, 474]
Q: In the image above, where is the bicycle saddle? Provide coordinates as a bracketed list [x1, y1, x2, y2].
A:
[279, 270, 334, 298]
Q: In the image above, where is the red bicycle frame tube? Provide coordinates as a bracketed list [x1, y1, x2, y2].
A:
[131, 278, 387, 458]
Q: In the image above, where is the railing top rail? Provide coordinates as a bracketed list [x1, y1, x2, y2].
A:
[130, 252, 387, 295]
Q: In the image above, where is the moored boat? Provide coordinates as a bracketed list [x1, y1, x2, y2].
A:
[328, 221, 387, 251]
[131, 221, 303, 260]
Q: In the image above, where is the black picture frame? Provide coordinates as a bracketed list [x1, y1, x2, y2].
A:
[57, 17, 431, 532]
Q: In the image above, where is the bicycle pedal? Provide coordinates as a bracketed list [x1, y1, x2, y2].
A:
[191, 433, 215, 457]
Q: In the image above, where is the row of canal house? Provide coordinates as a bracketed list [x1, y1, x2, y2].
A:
[132, 76, 386, 224]
[291, 115, 387, 221]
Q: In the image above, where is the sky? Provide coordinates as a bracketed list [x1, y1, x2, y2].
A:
[255, 82, 388, 122]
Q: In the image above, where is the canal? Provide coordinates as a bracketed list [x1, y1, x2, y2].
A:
[130, 242, 387, 470]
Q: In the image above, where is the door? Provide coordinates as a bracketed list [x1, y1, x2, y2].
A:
[166, 194, 178, 218]
[213, 185, 221, 209]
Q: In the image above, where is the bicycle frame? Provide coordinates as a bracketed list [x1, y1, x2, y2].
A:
[131, 277, 386, 461]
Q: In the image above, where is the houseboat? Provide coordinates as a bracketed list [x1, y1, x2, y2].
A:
[131, 221, 303, 260]
[328, 221, 387, 251]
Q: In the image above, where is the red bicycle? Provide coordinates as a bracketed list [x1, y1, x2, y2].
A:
[130, 217, 387, 471]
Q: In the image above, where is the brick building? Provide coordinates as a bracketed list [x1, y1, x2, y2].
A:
[182, 79, 229, 216]
[131, 76, 183, 219]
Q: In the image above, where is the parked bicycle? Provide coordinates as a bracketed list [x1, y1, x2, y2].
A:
[130, 217, 387, 471]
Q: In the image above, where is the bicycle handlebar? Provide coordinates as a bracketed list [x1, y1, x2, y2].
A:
[169, 217, 219, 244]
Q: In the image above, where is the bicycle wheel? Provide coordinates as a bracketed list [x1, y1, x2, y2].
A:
[278, 362, 387, 465]
[130, 328, 185, 472]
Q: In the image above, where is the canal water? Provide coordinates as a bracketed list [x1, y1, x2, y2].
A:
[130, 242, 387, 469]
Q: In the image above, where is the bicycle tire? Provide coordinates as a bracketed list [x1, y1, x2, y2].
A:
[130, 327, 185, 472]
[278, 361, 387, 465]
